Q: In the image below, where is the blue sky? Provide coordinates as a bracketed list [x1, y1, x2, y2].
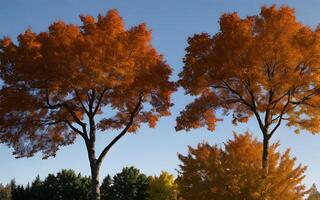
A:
[1, 0, 320, 189]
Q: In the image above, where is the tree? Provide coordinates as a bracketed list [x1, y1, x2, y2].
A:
[106, 166, 149, 200]
[177, 133, 307, 200]
[147, 171, 180, 200]
[29, 175, 43, 200]
[307, 184, 320, 200]
[11, 184, 28, 200]
[41, 169, 91, 200]
[100, 175, 112, 200]
[0, 9, 175, 200]
[8, 169, 91, 200]
[177, 5, 320, 174]
[0, 183, 11, 200]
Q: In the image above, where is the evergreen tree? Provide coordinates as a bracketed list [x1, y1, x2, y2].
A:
[100, 175, 112, 200]
[11, 184, 27, 200]
[106, 167, 149, 200]
[30, 175, 43, 200]
[41, 169, 91, 200]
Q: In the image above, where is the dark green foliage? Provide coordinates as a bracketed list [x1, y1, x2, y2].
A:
[4, 167, 154, 200]
[100, 175, 112, 200]
[29, 175, 43, 200]
[9, 169, 91, 200]
[101, 167, 149, 200]
[41, 169, 91, 200]
[5, 167, 151, 200]
[11, 185, 28, 200]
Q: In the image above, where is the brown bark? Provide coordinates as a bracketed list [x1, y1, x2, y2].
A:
[90, 162, 101, 200]
[262, 136, 269, 176]
[85, 94, 142, 200]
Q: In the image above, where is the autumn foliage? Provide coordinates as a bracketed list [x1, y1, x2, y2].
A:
[177, 5, 320, 170]
[147, 171, 180, 200]
[177, 133, 307, 200]
[0, 9, 175, 200]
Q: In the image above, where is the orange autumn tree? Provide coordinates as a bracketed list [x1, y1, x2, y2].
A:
[0, 10, 175, 200]
[177, 5, 320, 173]
[177, 133, 307, 200]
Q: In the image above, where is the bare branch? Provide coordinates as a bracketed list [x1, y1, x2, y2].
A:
[96, 93, 143, 165]
[62, 120, 89, 144]
[44, 88, 87, 133]
[221, 80, 253, 109]
[248, 88, 266, 135]
[289, 91, 316, 105]
[264, 89, 274, 127]
[221, 80, 267, 135]
[74, 89, 90, 116]
[268, 91, 291, 139]
[93, 88, 109, 116]
[270, 92, 288, 105]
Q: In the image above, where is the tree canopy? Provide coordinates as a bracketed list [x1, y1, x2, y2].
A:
[0, 9, 175, 158]
[147, 171, 180, 200]
[105, 166, 149, 200]
[9, 169, 91, 200]
[41, 169, 91, 200]
[307, 184, 320, 200]
[177, 133, 307, 200]
[0, 9, 175, 200]
[177, 5, 320, 170]
[0, 183, 11, 200]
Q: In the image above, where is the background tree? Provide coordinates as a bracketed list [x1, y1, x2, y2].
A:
[307, 184, 320, 200]
[8, 169, 91, 200]
[177, 5, 320, 173]
[11, 184, 28, 200]
[147, 171, 180, 200]
[100, 175, 112, 200]
[106, 166, 149, 200]
[177, 133, 307, 200]
[29, 175, 43, 200]
[0, 183, 11, 200]
[0, 9, 175, 200]
[41, 169, 91, 200]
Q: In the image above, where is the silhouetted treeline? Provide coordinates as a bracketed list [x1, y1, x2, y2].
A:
[8, 170, 91, 200]
[2, 167, 179, 200]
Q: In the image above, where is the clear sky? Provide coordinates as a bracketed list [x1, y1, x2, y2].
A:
[1, 0, 320, 189]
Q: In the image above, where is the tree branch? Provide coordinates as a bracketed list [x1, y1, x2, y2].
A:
[44, 88, 89, 142]
[264, 89, 274, 128]
[74, 89, 90, 116]
[270, 92, 288, 105]
[96, 93, 143, 165]
[246, 83, 266, 135]
[222, 80, 266, 135]
[44, 89, 86, 127]
[221, 81, 253, 109]
[93, 88, 109, 116]
[268, 91, 291, 139]
[33, 118, 89, 144]
[62, 120, 89, 142]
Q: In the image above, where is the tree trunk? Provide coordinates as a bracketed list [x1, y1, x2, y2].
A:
[88, 139, 101, 200]
[90, 162, 101, 200]
[262, 136, 269, 176]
